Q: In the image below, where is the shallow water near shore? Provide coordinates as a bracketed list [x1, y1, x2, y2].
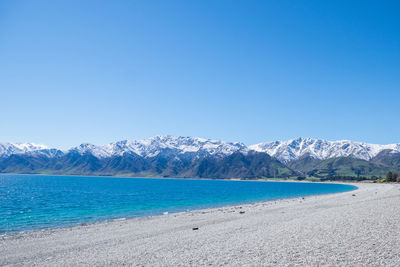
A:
[0, 174, 356, 234]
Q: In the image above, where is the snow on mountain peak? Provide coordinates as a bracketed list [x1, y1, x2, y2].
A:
[2, 137, 399, 162]
[0, 142, 48, 157]
[70, 136, 247, 159]
[248, 137, 400, 162]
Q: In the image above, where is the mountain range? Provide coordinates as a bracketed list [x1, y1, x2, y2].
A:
[0, 136, 399, 179]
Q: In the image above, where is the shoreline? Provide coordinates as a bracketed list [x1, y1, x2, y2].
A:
[3, 183, 400, 265]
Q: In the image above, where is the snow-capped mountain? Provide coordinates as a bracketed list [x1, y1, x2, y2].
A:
[0, 143, 48, 158]
[1, 136, 400, 179]
[249, 137, 400, 162]
[2, 137, 400, 163]
[70, 136, 248, 159]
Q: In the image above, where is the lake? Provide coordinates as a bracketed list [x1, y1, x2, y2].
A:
[0, 174, 356, 234]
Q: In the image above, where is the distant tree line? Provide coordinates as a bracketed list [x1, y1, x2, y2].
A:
[314, 172, 400, 182]
[291, 172, 400, 182]
[320, 176, 369, 182]
[386, 171, 400, 182]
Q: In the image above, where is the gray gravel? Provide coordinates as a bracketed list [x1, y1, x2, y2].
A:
[1, 183, 400, 266]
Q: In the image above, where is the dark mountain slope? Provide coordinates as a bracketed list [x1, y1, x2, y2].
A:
[0, 151, 297, 179]
[286, 154, 322, 175]
[306, 157, 391, 178]
[184, 151, 297, 179]
[371, 150, 400, 170]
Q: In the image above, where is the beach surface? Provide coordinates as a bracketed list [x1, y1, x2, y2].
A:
[1, 183, 400, 266]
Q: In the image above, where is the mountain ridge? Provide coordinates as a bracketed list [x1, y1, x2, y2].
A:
[2, 136, 399, 161]
[0, 136, 399, 179]
[249, 137, 400, 162]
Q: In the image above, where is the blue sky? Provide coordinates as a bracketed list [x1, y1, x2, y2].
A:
[1, 0, 399, 148]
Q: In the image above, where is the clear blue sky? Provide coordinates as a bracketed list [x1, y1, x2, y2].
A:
[1, 0, 399, 148]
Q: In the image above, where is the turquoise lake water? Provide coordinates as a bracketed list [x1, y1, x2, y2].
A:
[0, 174, 356, 234]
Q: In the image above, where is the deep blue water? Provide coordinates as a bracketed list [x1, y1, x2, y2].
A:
[0, 174, 356, 234]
